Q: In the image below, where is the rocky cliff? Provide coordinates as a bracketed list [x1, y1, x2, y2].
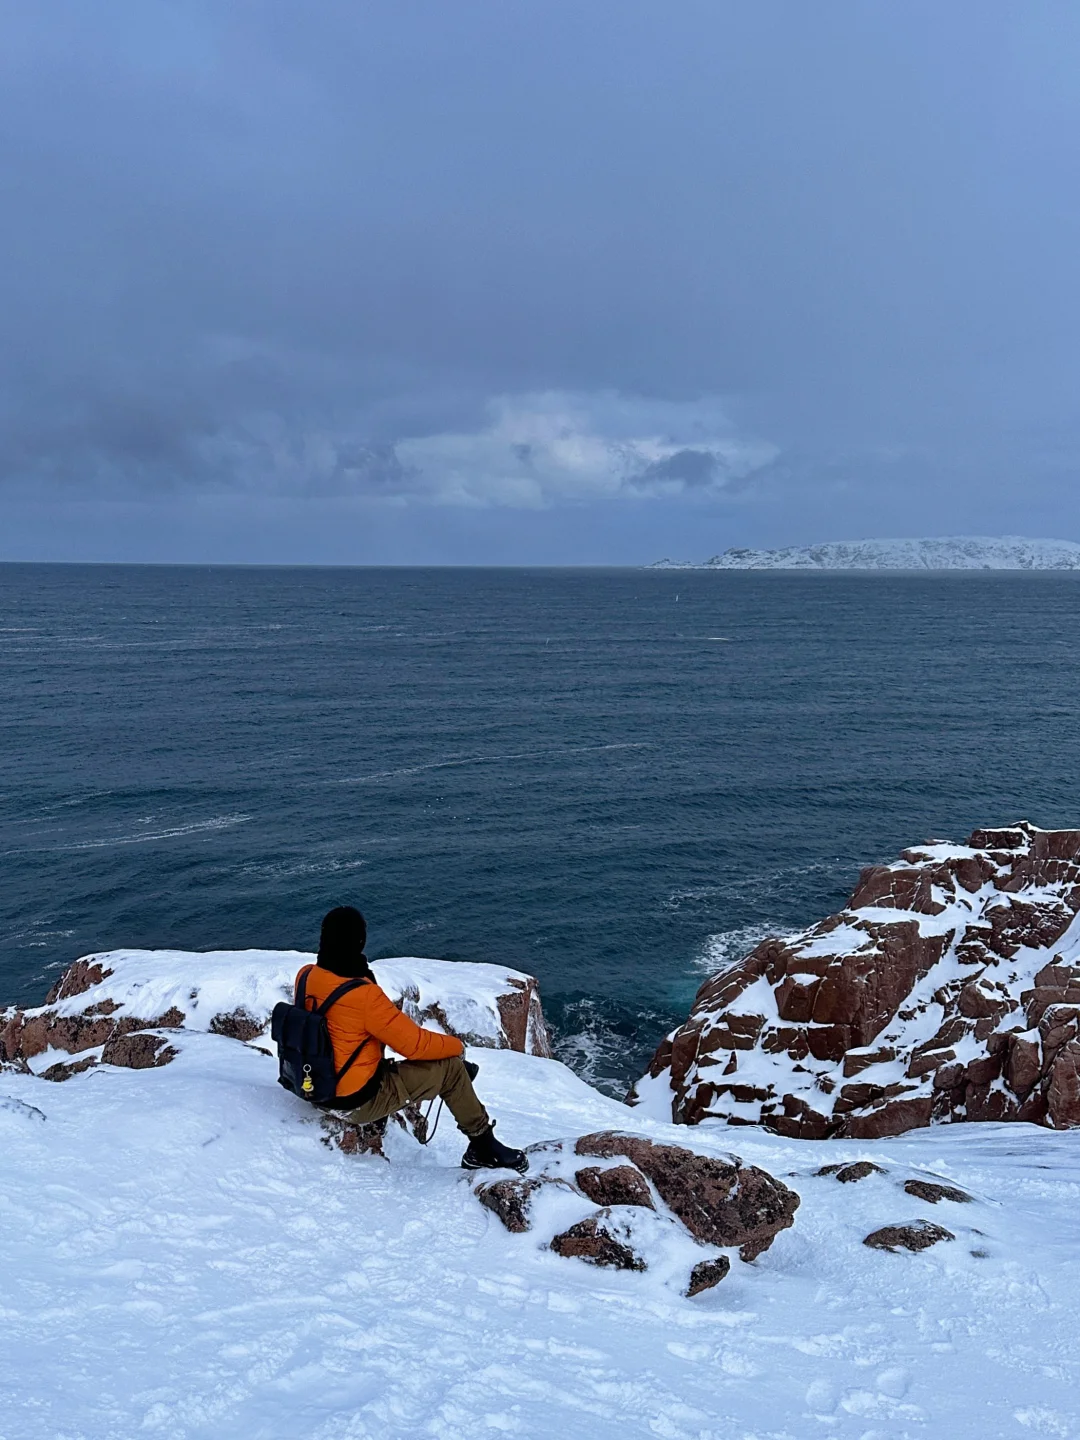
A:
[633, 824, 1080, 1138]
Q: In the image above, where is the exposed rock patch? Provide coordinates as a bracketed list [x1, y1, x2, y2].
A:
[475, 1176, 548, 1232]
[101, 1032, 177, 1069]
[637, 824, 1080, 1137]
[903, 1179, 973, 1205]
[549, 1213, 646, 1271]
[44, 959, 114, 1004]
[209, 1008, 265, 1042]
[1, 1005, 185, 1067]
[575, 1132, 799, 1260]
[686, 1257, 731, 1296]
[41, 1055, 99, 1082]
[471, 1130, 799, 1294]
[320, 1113, 387, 1158]
[496, 978, 553, 1058]
[864, 1221, 955, 1253]
[574, 1164, 655, 1210]
[817, 1161, 887, 1183]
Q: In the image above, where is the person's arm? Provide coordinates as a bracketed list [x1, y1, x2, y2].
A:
[361, 983, 464, 1062]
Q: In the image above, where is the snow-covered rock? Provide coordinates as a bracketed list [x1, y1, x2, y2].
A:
[651, 535, 1080, 569]
[634, 823, 1080, 1138]
[0, 948, 552, 1072]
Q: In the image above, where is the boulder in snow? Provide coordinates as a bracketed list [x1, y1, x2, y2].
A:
[472, 1131, 799, 1292]
[686, 1256, 731, 1296]
[100, 1031, 177, 1070]
[903, 1179, 973, 1205]
[575, 1132, 800, 1260]
[863, 1221, 955, 1253]
[817, 1160, 887, 1183]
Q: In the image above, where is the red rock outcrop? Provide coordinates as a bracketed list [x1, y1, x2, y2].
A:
[474, 1176, 550, 1232]
[549, 1213, 647, 1271]
[574, 1132, 799, 1260]
[208, 1008, 265, 1042]
[574, 1163, 655, 1210]
[0, 1005, 185, 1068]
[100, 1032, 177, 1069]
[635, 824, 1080, 1138]
[472, 1130, 800, 1293]
[395, 973, 552, 1058]
[863, 1221, 954, 1252]
[686, 1256, 730, 1295]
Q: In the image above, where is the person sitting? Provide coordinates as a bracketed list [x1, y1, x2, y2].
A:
[295, 905, 527, 1173]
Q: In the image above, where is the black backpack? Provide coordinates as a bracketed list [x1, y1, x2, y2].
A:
[271, 970, 369, 1105]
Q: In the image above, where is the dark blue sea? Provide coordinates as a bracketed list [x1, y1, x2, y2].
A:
[3, 564, 1080, 1091]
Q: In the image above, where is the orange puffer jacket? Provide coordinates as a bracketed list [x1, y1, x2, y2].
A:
[294, 964, 463, 1101]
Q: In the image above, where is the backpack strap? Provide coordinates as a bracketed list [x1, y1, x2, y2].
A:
[334, 1038, 374, 1085]
[295, 964, 315, 1010]
[295, 969, 365, 1015]
[319, 978, 373, 1086]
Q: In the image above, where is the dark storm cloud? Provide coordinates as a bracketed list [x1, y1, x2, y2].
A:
[1, 1, 1078, 556]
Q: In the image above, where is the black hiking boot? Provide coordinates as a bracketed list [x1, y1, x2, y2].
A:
[461, 1123, 529, 1174]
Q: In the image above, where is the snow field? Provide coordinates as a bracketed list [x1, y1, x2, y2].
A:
[4, 1033, 1080, 1438]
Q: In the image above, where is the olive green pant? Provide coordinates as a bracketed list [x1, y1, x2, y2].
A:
[343, 1055, 491, 1138]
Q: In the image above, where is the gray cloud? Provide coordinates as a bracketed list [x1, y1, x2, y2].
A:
[1, 1, 1079, 556]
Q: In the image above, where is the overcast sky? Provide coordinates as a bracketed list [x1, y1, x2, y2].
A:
[2, 1, 1078, 563]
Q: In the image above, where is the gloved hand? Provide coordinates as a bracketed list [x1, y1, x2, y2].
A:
[464, 1060, 479, 1081]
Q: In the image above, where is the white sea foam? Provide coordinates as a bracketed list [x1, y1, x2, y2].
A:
[56, 814, 252, 850]
[549, 999, 639, 1099]
[693, 922, 793, 973]
[238, 855, 366, 880]
[339, 741, 649, 785]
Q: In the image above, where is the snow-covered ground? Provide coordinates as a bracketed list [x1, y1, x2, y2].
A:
[651, 536, 1080, 570]
[4, 1020, 1080, 1438]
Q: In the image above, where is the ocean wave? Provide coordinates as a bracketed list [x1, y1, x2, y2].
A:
[1, 922, 76, 949]
[55, 815, 252, 851]
[238, 855, 366, 880]
[338, 742, 649, 785]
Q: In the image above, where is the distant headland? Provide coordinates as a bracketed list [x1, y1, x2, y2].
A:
[650, 536, 1080, 570]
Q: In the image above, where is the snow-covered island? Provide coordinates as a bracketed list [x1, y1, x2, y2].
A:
[6, 843, 1080, 1436]
[652, 535, 1080, 570]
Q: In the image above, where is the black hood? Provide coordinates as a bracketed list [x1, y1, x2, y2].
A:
[317, 905, 372, 978]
